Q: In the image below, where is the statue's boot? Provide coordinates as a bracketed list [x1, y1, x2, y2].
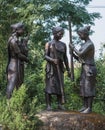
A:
[81, 107, 92, 114]
[81, 97, 93, 114]
[46, 105, 52, 111]
[79, 97, 88, 112]
[45, 93, 52, 111]
[57, 95, 65, 110]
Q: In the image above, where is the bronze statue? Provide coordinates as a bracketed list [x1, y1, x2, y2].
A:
[45, 26, 71, 111]
[6, 23, 29, 99]
[69, 26, 97, 113]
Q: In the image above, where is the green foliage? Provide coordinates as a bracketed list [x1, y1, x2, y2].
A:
[0, 85, 41, 130]
[91, 58, 105, 115]
[64, 69, 81, 110]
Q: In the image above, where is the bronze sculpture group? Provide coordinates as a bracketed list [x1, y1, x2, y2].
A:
[6, 22, 97, 114]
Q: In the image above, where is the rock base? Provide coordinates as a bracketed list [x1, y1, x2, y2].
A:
[36, 110, 105, 130]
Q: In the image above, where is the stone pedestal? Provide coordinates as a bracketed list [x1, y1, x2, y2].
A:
[36, 111, 105, 130]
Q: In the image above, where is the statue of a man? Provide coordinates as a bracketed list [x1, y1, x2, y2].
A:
[69, 26, 97, 113]
[45, 26, 71, 111]
[6, 23, 29, 99]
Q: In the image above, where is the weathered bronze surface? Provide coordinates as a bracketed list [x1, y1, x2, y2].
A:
[6, 23, 29, 99]
[45, 26, 70, 110]
[69, 26, 97, 113]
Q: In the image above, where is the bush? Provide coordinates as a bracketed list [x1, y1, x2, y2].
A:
[0, 85, 41, 130]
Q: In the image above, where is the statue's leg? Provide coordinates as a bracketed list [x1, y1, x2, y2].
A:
[81, 96, 93, 114]
[45, 93, 52, 111]
[79, 97, 88, 112]
[87, 96, 93, 111]
[57, 95, 65, 110]
[6, 74, 16, 99]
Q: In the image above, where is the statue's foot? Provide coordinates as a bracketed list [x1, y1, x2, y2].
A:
[78, 107, 87, 112]
[46, 106, 52, 111]
[58, 104, 65, 110]
[81, 107, 92, 114]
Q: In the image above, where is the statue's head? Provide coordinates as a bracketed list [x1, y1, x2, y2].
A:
[52, 26, 64, 40]
[77, 26, 90, 40]
[11, 23, 25, 36]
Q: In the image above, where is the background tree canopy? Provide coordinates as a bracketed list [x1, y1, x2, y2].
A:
[0, 0, 101, 85]
[0, 0, 105, 129]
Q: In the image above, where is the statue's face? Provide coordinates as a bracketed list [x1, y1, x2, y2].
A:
[17, 28, 24, 36]
[54, 30, 64, 40]
[78, 32, 87, 40]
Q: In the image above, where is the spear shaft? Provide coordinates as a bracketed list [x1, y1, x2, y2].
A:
[68, 16, 74, 81]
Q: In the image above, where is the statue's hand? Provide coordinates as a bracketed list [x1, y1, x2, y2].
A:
[69, 43, 74, 50]
[53, 59, 59, 65]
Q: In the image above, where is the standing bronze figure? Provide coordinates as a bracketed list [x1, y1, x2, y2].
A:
[69, 26, 97, 114]
[45, 26, 71, 111]
[6, 23, 29, 99]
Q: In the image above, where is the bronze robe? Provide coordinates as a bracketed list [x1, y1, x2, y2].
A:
[6, 34, 28, 96]
[74, 41, 97, 97]
[45, 40, 69, 95]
